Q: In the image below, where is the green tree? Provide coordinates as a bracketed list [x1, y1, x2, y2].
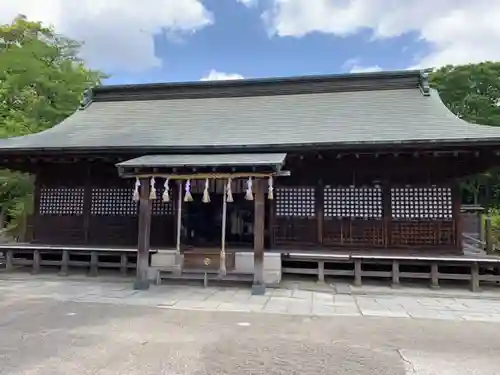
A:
[430, 62, 500, 209]
[430, 62, 500, 126]
[0, 15, 105, 238]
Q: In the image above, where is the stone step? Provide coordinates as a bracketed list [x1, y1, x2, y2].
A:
[159, 270, 253, 282]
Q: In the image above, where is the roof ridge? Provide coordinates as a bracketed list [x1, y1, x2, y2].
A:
[85, 70, 424, 104]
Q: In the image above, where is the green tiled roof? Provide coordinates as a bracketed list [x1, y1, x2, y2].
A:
[117, 153, 287, 169]
[2, 70, 500, 153]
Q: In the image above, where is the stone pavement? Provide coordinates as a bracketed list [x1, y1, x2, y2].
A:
[1, 273, 500, 323]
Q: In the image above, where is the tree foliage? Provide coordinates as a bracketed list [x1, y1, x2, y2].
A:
[0, 15, 105, 236]
[430, 62, 500, 127]
[430, 62, 500, 208]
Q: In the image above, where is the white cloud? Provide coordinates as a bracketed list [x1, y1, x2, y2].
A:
[342, 58, 383, 73]
[0, 0, 213, 73]
[237, 0, 258, 7]
[262, 0, 500, 69]
[200, 70, 245, 81]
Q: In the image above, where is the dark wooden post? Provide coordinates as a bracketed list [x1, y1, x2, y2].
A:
[120, 253, 128, 276]
[59, 250, 69, 276]
[83, 164, 92, 244]
[391, 260, 400, 288]
[485, 216, 494, 253]
[252, 179, 266, 295]
[316, 181, 324, 246]
[32, 250, 41, 274]
[89, 251, 99, 277]
[5, 250, 13, 270]
[134, 178, 152, 290]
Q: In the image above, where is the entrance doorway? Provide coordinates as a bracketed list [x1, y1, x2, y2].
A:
[181, 193, 256, 249]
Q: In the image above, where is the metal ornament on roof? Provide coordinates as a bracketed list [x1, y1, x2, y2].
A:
[184, 179, 193, 202]
[149, 177, 157, 200]
[268, 176, 274, 200]
[132, 178, 140, 201]
[202, 178, 211, 203]
[245, 177, 254, 201]
[162, 178, 170, 202]
[226, 178, 234, 203]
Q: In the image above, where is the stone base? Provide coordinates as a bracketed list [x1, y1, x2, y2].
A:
[133, 279, 150, 290]
[251, 284, 266, 295]
[151, 250, 180, 268]
[235, 252, 282, 286]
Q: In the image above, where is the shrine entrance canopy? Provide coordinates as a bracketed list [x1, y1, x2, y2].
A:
[116, 153, 287, 177]
[115, 153, 287, 278]
[115, 152, 288, 204]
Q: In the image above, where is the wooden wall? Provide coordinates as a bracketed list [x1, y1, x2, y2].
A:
[28, 152, 465, 253]
[270, 152, 463, 253]
[30, 162, 175, 247]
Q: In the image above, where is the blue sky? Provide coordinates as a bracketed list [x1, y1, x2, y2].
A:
[2, 0, 496, 85]
[105, 0, 426, 85]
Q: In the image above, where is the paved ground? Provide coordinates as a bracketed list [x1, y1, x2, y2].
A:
[1, 294, 500, 374]
[1, 274, 500, 322]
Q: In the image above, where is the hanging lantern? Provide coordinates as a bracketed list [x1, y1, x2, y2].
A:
[132, 178, 140, 201]
[202, 178, 211, 203]
[149, 177, 157, 200]
[268, 176, 274, 200]
[245, 177, 253, 201]
[226, 178, 234, 203]
[162, 178, 170, 202]
[184, 179, 193, 202]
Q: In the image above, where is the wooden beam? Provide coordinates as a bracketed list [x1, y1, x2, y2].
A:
[252, 179, 266, 295]
[119, 171, 291, 179]
[134, 177, 152, 290]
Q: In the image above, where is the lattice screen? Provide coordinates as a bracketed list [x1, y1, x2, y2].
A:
[275, 187, 316, 218]
[91, 188, 137, 216]
[324, 186, 382, 219]
[391, 187, 452, 220]
[91, 187, 174, 216]
[39, 187, 85, 215]
[150, 188, 174, 216]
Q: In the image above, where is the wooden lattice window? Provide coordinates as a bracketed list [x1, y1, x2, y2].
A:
[275, 187, 315, 218]
[391, 187, 452, 220]
[91, 187, 174, 216]
[150, 188, 174, 216]
[324, 186, 382, 219]
[39, 187, 84, 215]
[91, 188, 138, 216]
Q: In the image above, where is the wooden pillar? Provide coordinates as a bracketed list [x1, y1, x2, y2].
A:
[120, 253, 128, 276]
[252, 179, 266, 295]
[173, 181, 183, 274]
[430, 262, 440, 289]
[354, 258, 362, 287]
[220, 180, 228, 275]
[59, 250, 69, 276]
[485, 216, 494, 253]
[89, 251, 98, 277]
[317, 260, 325, 282]
[134, 178, 152, 290]
[470, 261, 480, 292]
[382, 184, 392, 248]
[5, 250, 13, 270]
[32, 250, 41, 274]
[391, 260, 400, 288]
[316, 182, 324, 246]
[83, 163, 92, 244]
